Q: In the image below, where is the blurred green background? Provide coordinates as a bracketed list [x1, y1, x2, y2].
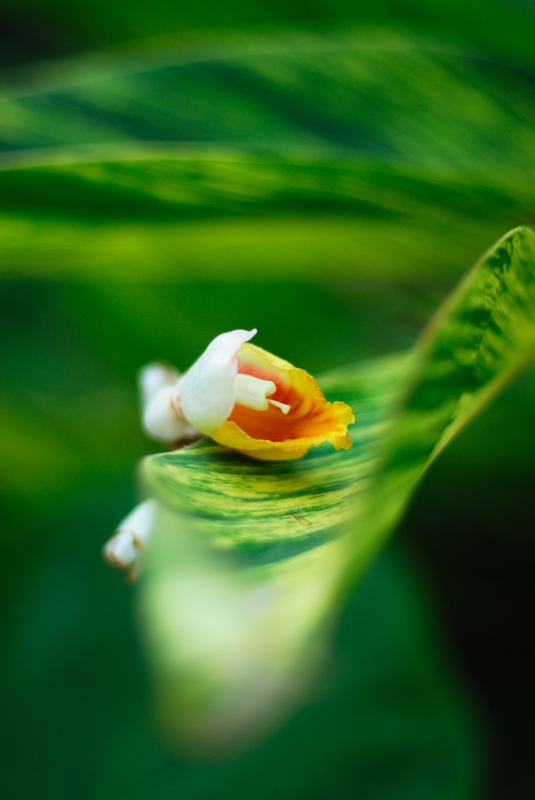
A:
[2, 2, 535, 798]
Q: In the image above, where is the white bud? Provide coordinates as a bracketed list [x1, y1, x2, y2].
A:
[143, 385, 192, 442]
[139, 363, 200, 444]
[139, 362, 179, 406]
[103, 499, 157, 575]
[103, 529, 138, 570]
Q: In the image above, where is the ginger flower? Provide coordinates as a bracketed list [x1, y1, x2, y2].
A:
[140, 329, 353, 461]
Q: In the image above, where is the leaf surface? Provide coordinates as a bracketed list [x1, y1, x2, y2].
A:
[2, 31, 535, 280]
[140, 226, 535, 751]
[2, 29, 535, 175]
[0, 151, 534, 280]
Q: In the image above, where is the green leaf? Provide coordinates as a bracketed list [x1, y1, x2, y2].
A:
[8, 0, 535, 72]
[0, 501, 480, 799]
[0, 150, 534, 280]
[2, 29, 535, 173]
[139, 226, 535, 752]
[3, 31, 535, 280]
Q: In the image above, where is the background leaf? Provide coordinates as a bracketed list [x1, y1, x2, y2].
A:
[0, 151, 534, 280]
[4, 0, 535, 72]
[2, 31, 535, 281]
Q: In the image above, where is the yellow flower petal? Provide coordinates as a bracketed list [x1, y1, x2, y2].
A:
[211, 343, 354, 460]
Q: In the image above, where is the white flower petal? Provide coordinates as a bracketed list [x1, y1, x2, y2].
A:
[139, 362, 179, 406]
[142, 385, 196, 443]
[103, 499, 157, 571]
[178, 329, 256, 435]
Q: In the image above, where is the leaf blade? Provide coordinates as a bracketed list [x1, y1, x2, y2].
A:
[140, 227, 535, 751]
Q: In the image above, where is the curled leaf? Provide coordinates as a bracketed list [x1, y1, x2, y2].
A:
[139, 228, 535, 754]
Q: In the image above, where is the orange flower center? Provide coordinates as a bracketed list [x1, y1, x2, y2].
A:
[228, 361, 341, 442]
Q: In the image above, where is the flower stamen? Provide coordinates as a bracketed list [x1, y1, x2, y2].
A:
[234, 373, 288, 412]
[267, 398, 290, 414]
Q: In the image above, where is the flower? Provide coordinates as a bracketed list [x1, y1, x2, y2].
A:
[105, 331, 353, 575]
[141, 329, 353, 461]
[103, 499, 157, 580]
[140, 362, 199, 444]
